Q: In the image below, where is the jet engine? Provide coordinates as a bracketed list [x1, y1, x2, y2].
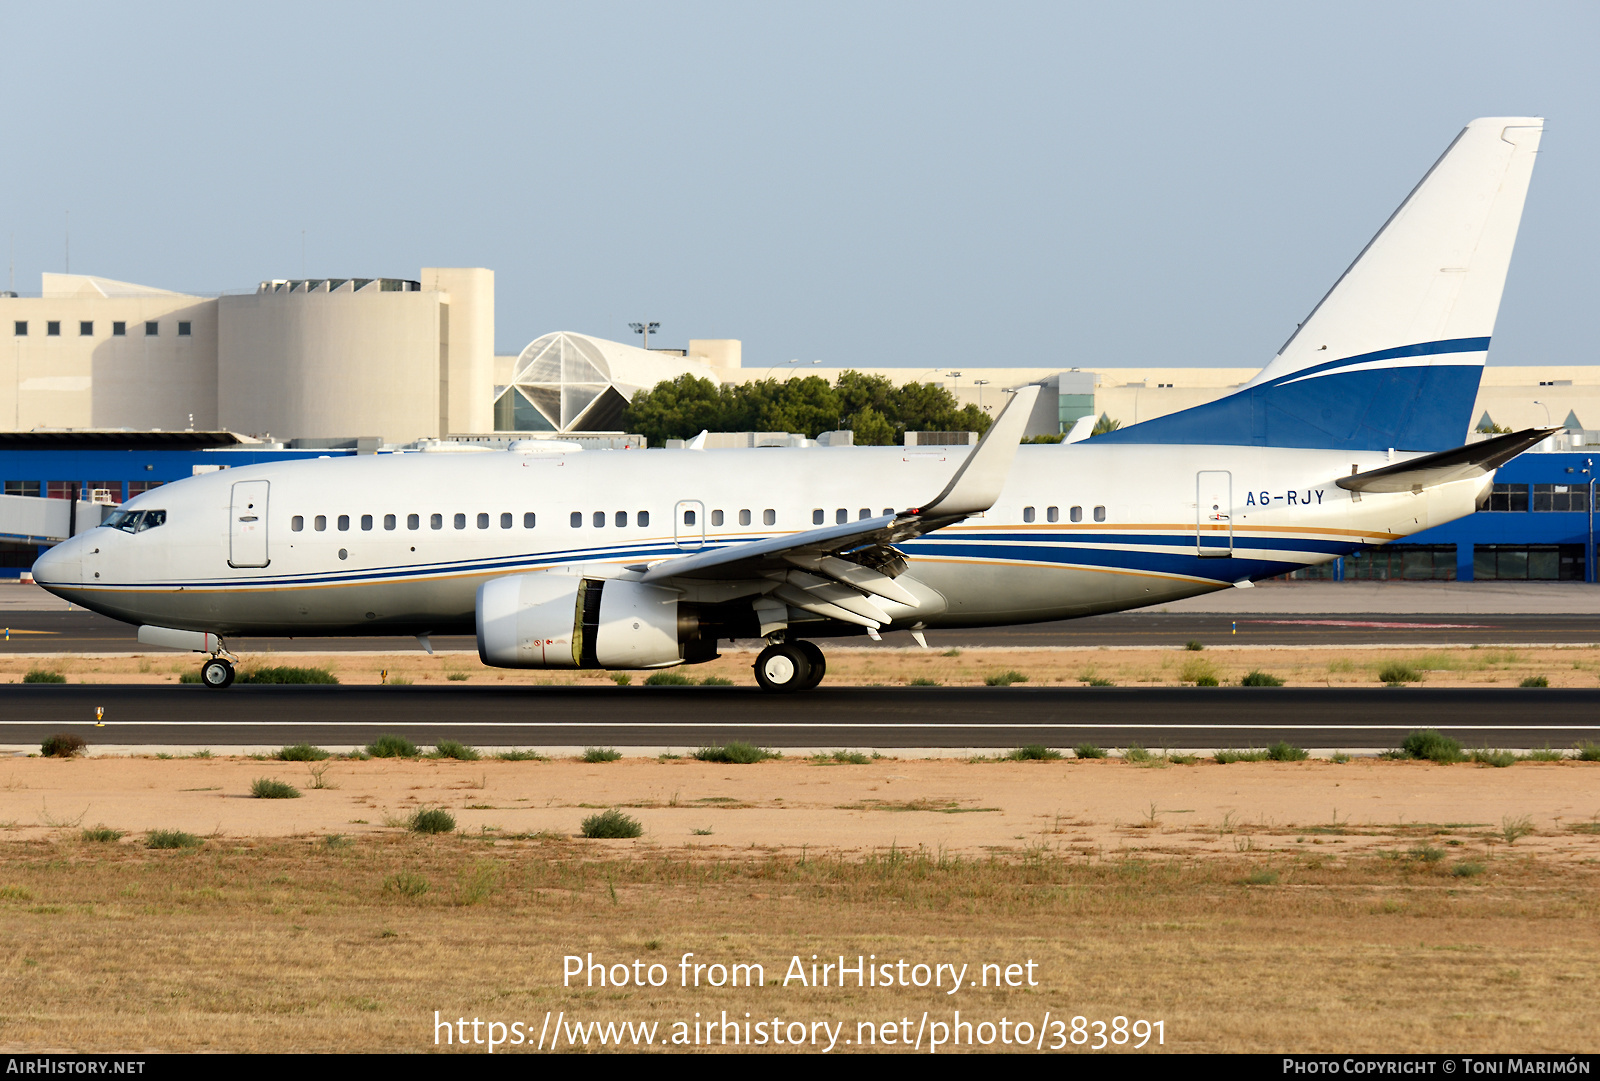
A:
[475, 573, 688, 669]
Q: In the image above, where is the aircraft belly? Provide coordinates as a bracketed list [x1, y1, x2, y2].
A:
[912, 561, 1226, 626]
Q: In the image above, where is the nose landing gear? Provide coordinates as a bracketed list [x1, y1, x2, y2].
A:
[200, 656, 236, 689]
[753, 640, 827, 692]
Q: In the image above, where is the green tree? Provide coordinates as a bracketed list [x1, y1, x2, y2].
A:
[1090, 413, 1122, 436]
[848, 404, 897, 446]
[620, 374, 724, 444]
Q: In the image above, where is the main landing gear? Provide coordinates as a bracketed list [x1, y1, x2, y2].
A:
[753, 640, 826, 693]
[200, 656, 235, 689]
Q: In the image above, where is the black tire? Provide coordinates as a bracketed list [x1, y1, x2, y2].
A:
[201, 658, 235, 689]
[794, 640, 826, 690]
[753, 643, 811, 693]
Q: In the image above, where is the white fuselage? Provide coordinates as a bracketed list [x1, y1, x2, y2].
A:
[33, 442, 1487, 643]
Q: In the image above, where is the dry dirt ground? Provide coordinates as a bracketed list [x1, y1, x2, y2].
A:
[7, 642, 1600, 688]
[0, 755, 1597, 1054]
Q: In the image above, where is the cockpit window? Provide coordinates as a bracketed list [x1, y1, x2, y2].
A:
[102, 509, 167, 534]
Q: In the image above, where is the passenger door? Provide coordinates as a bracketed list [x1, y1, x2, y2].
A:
[674, 500, 705, 549]
[229, 480, 271, 568]
[1196, 471, 1232, 558]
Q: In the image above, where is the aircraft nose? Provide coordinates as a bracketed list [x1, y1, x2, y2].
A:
[32, 538, 82, 590]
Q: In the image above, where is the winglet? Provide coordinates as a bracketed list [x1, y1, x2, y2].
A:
[686, 430, 709, 450]
[916, 385, 1039, 517]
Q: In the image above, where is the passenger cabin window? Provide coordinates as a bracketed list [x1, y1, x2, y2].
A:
[1069, 506, 1082, 523]
[523, 512, 536, 528]
[638, 510, 649, 527]
[711, 510, 724, 526]
[383, 514, 396, 530]
[430, 513, 443, 529]
[858, 508, 870, 520]
[571, 512, 582, 528]
[338, 514, 350, 531]
[813, 509, 824, 525]
[738, 509, 751, 526]
[615, 511, 627, 527]
[454, 513, 466, 529]
[102, 509, 166, 533]
[291, 515, 304, 532]
[1093, 505, 1107, 522]
[593, 511, 605, 527]
[408, 514, 420, 529]
[477, 513, 489, 529]
[764, 509, 776, 526]
[1023, 506, 1035, 523]
[315, 515, 327, 531]
[1047, 506, 1059, 523]
[500, 512, 512, 529]
[683, 509, 696, 525]
[836, 509, 847, 524]
[361, 514, 373, 530]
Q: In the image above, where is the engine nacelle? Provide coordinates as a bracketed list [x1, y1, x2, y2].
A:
[476, 573, 684, 669]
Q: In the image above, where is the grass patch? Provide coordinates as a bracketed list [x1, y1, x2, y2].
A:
[610, 673, 631, 686]
[814, 751, 873, 764]
[1123, 742, 1156, 763]
[908, 678, 940, 687]
[250, 778, 301, 799]
[1470, 748, 1516, 768]
[1331, 752, 1352, 764]
[1521, 745, 1564, 762]
[699, 676, 735, 687]
[1265, 741, 1309, 762]
[693, 742, 781, 764]
[1451, 862, 1486, 878]
[644, 672, 695, 686]
[582, 747, 622, 763]
[1240, 670, 1283, 687]
[1184, 640, 1204, 651]
[1074, 743, 1107, 760]
[1006, 745, 1062, 761]
[1378, 662, 1422, 684]
[1179, 657, 1215, 684]
[581, 809, 643, 839]
[367, 734, 420, 758]
[383, 871, 429, 898]
[40, 733, 86, 758]
[1194, 675, 1220, 686]
[985, 670, 1029, 687]
[408, 808, 456, 835]
[1409, 844, 1446, 863]
[146, 829, 201, 850]
[23, 669, 66, 684]
[1401, 729, 1463, 764]
[1243, 869, 1279, 886]
[1499, 815, 1533, 845]
[445, 672, 471, 682]
[80, 826, 123, 843]
[1519, 675, 1549, 688]
[496, 750, 547, 762]
[238, 666, 338, 685]
[430, 740, 481, 761]
[1574, 741, 1600, 762]
[1216, 748, 1268, 764]
[276, 743, 331, 761]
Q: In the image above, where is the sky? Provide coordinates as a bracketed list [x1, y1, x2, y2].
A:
[1, 1, 1595, 369]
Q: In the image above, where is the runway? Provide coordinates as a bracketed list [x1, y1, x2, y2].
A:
[4, 685, 1596, 750]
[5, 608, 1600, 653]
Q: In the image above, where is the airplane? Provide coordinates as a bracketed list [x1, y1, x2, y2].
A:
[31, 117, 1555, 693]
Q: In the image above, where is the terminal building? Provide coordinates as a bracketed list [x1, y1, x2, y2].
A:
[1, 269, 1595, 583]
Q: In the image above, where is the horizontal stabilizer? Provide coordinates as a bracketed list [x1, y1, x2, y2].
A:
[1335, 428, 1557, 493]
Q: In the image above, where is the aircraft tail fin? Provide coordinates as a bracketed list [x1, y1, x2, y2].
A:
[1096, 117, 1544, 451]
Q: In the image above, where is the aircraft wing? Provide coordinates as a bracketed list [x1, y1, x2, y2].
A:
[1335, 427, 1558, 493]
[634, 385, 1039, 629]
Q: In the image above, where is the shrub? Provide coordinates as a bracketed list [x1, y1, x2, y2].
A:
[40, 733, 86, 758]
[445, 672, 470, 681]
[1521, 745, 1563, 762]
[408, 808, 456, 834]
[1006, 745, 1062, 761]
[1451, 861, 1486, 878]
[1083, 677, 1115, 687]
[1470, 748, 1516, 768]
[431, 740, 481, 761]
[1378, 663, 1422, 684]
[908, 678, 941, 686]
[1499, 815, 1533, 845]
[1575, 741, 1600, 762]
[581, 809, 643, 839]
[80, 826, 123, 843]
[699, 676, 735, 687]
[1184, 640, 1204, 651]
[985, 670, 1029, 687]
[693, 742, 781, 764]
[237, 666, 338, 685]
[1240, 670, 1283, 687]
[1401, 729, 1463, 764]
[146, 829, 202, 850]
[1215, 748, 1268, 764]
[250, 777, 301, 799]
[1519, 675, 1549, 688]
[582, 747, 622, 763]
[1265, 740, 1309, 762]
[1123, 742, 1155, 763]
[816, 750, 873, 764]
[1194, 675, 1220, 687]
[276, 743, 331, 761]
[496, 750, 546, 762]
[383, 871, 429, 898]
[1243, 869, 1279, 886]
[24, 669, 66, 684]
[367, 734, 420, 758]
[1074, 743, 1107, 760]
[644, 672, 694, 686]
[610, 673, 632, 686]
[1179, 657, 1215, 684]
[1410, 844, 1445, 863]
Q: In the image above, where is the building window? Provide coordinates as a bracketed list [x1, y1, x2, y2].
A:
[1093, 505, 1106, 522]
[4, 481, 42, 497]
[638, 510, 649, 527]
[1348, 544, 1457, 580]
[291, 515, 304, 532]
[1486, 483, 1529, 512]
[430, 513, 443, 529]
[112, 321, 126, 336]
[337, 514, 350, 531]
[1474, 544, 1584, 581]
[47, 321, 60, 336]
[314, 515, 327, 531]
[177, 321, 192, 336]
[763, 509, 776, 526]
[454, 513, 466, 529]
[1047, 506, 1059, 522]
[145, 321, 158, 336]
[711, 509, 724, 527]
[571, 511, 582, 528]
[361, 514, 373, 531]
[738, 509, 751, 527]
[1023, 506, 1035, 523]
[79, 321, 93, 336]
[523, 512, 536, 528]
[477, 512, 489, 529]
[407, 513, 420, 529]
[127, 481, 163, 497]
[12, 321, 25, 336]
[500, 512, 512, 529]
[1532, 484, 1591, 513]
[615, 511, 627, 527]
[384, 514, 396, 530]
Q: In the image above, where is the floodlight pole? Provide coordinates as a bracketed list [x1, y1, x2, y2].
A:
[629, 321, 659, 351]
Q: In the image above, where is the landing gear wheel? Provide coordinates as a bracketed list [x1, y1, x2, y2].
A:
[753, 643, 811, 693]
[794, 640, 826, 690]
[200, 657, 235, 689]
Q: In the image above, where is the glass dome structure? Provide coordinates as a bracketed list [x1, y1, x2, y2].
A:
[494, 332, 716, 433]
